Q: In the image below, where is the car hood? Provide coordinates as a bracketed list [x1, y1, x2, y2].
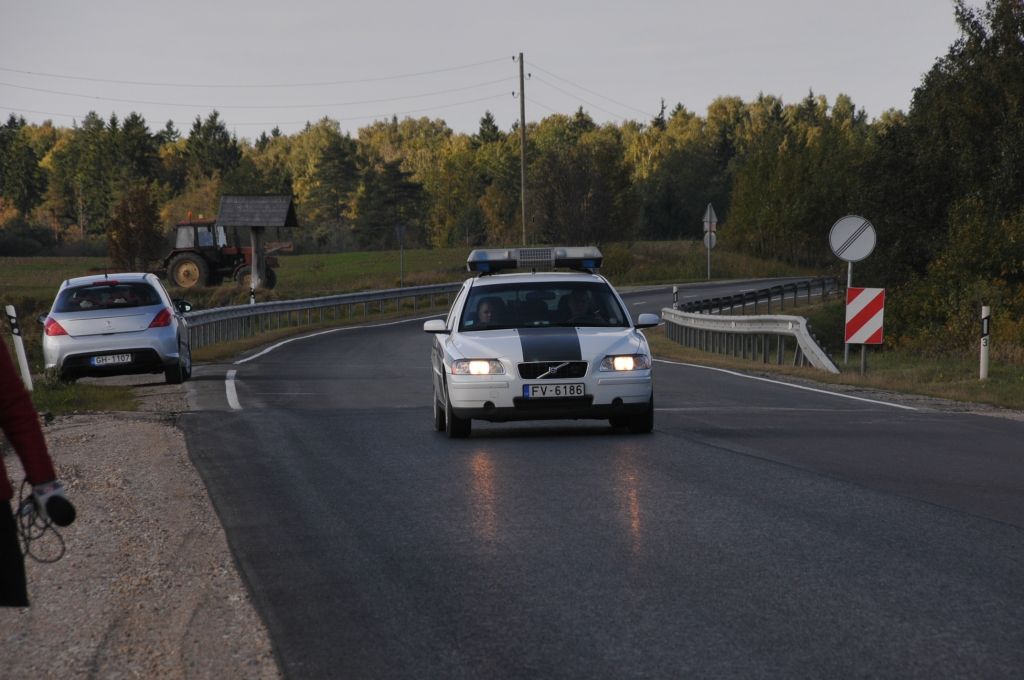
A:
[53, 308, 161, 337]
[449, 327, 645, 363]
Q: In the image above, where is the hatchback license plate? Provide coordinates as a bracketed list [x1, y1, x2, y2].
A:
[93, 353, 132, 366]
[523, 383, 584, 398]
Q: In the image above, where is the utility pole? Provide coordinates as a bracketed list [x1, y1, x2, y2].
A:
[519, 52, 527, 246]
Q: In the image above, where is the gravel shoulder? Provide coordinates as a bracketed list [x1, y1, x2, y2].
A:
[1, 375, 281, 678]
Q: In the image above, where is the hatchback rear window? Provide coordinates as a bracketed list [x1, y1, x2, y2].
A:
[55, 282, 162, 312]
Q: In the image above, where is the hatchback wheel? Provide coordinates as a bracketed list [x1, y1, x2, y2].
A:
[181, 342, 192, 380]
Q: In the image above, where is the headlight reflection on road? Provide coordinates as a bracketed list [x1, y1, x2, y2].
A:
[615, 452, 643, 558]
[470, 451, 498, 546]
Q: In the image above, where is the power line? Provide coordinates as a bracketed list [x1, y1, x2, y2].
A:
[0, 57, 509, 89]
[228, 92, 514, 127]
[0, 77, 515, 110]
[527, 61, 656, 118]
[527, 98, 559, 114]
[530, 76, 628, 121]
[2, 91, 513, 130]
[0, 106, 84, 121]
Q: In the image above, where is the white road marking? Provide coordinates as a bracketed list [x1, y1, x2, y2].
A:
[225, 369, 241, 410]
[633, 301, 648, 306]
[222, 313, 446, 410]
[233, 313, 443, 365]
[654, 359, 918, 411]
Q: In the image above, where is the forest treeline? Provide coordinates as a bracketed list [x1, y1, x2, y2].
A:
[1, 0, 1022, 356]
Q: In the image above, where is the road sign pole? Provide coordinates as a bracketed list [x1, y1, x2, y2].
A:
[707, 242, 711, 281]
[844, 262, 852, 364]
[860, 344, 867, 376]
[829, 215, 876, 367]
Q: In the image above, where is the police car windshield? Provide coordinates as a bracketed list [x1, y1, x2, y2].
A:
[461, 281, 628, 331]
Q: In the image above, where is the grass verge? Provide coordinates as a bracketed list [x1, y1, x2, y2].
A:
[649, 315, 1024, 412]
[28, 379, 138, 416]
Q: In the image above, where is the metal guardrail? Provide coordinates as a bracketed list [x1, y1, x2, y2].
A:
[661, 277, 842, 374]
[678, 277, 839, 314]
[184, 282, 462, 350]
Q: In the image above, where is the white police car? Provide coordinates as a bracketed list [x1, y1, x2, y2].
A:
[424, 247, 658, 437]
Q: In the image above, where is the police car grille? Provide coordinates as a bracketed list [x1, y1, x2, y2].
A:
[518, 361, 588, 379]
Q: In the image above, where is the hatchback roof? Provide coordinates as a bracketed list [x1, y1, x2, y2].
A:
[62, 272, 153, 288]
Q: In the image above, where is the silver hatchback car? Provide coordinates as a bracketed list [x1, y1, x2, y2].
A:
[40, 273, 193, 384]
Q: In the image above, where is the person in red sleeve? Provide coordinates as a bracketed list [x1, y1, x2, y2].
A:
[1, 336, 67, 607]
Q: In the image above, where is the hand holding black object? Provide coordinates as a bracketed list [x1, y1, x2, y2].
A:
[32, 481, 76, 527]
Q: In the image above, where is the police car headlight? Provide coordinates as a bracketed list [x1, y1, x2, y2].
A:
[600, 354, 651, 371]
[452, 359, 505, 375]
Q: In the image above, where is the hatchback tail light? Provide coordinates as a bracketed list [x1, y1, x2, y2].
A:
[149, 308, 172, 328]
[44, 317, 68, 336]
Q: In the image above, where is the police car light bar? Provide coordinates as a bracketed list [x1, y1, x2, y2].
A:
[467, 247, 603, 274]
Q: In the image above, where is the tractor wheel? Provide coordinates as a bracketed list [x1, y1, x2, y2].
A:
[169, 254, 210, 289]
[234, 266, 253, 288]
[235, 266, 278, 290]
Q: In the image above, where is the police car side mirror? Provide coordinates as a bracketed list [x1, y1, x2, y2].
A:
[423, 319, 449, 334]
[174, 299, 193, 314]
[635, 313, 661, 329]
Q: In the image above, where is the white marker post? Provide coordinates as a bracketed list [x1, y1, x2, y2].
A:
[5, 304, 34, 391]
[980, 305, 990, 380]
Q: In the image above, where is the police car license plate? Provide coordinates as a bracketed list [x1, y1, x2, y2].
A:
[523, 383, 584, 398]
[93, 353, 132, 366]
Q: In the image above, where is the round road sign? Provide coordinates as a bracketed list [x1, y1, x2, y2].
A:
[829, 215, 876, 262]
[703, 232, 717, 249]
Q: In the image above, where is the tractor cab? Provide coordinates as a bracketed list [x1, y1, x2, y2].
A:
[175, 219, 228, 251]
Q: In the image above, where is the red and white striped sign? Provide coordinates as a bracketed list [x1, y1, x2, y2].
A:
[845, 287, 885, 344]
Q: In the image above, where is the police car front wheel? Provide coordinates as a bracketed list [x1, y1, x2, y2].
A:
[444, 384, 472, 438]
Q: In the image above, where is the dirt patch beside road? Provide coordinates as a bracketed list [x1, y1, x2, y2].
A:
[1, 376, 280, 678]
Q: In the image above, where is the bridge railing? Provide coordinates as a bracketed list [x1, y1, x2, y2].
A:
[184, 282, 462, 350]
[661, 277, 842, 373]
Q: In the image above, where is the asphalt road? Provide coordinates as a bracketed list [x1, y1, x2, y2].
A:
[182, 280, 1024, 679]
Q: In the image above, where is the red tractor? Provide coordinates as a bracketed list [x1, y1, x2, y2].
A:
[159, 218, 280, 289]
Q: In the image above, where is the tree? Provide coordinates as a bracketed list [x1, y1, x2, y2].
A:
[185, 111, 241, 180]
[528, 116, 635, 245]
[155, 120, 179, 145]
[472, 111, 503, 147]
[1, 126, 46, 215]
[113, 112, 159, 189]
[350, 159, 425, 249]
[303, 133, 359, 248]
[108, 183, 164, 270]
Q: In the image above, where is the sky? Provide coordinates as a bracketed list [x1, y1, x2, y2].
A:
[0, 0, 971, 141]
